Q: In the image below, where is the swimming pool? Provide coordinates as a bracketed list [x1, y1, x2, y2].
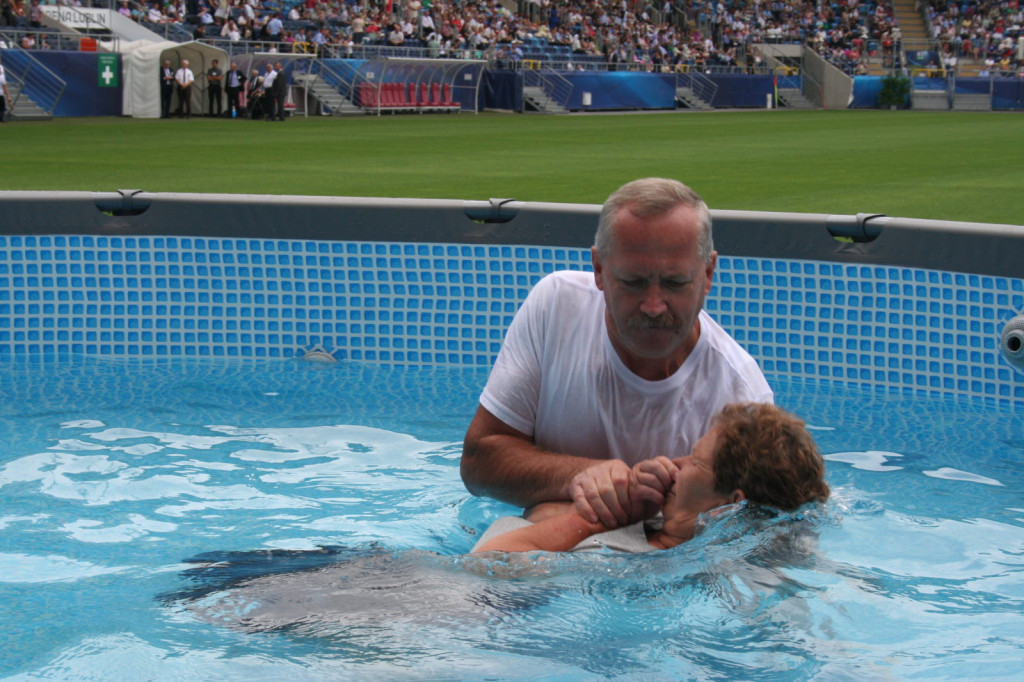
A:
[0, 357, 1020, 680]
[0, 192, 1022, 679]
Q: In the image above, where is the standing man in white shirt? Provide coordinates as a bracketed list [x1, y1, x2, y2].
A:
[259, 62, 277, 121]
[174, 59, 195, 118]
[461, 177, 773, 528]
[0, 56, 10, 124]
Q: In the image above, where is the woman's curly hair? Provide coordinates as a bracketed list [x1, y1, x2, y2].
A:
[711, 403, 830, 511]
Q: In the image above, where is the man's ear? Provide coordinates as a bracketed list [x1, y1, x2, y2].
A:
[703, 252, 717, 296]
[591, 247, 605, 291]
[729, 489, 746, 504]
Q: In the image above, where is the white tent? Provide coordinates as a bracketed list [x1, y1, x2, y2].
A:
[122, 40, 230, 118]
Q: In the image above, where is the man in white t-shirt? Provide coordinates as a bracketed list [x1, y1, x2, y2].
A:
[461, 178, 773, 528]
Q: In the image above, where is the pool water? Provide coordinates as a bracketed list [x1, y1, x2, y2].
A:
[0, 358, 1021, 680]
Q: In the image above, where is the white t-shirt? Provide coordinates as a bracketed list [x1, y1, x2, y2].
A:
[479, 270, 773, 466]
[471, 515, 654, 553]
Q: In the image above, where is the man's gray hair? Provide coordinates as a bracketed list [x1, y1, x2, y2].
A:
[593, 178, 714, 264]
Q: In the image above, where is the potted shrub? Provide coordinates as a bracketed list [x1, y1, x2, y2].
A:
[878, 73, 911, 109]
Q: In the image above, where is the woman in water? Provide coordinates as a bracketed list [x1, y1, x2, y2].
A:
[472, 402, 830, 554]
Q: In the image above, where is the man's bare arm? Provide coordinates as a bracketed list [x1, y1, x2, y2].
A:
[460, 404, 597, 508]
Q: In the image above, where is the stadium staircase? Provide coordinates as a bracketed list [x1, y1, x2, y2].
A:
[891, 0, 954, 110]
[776, 87, 816, 109]
[754, 48, 820, 109]
[675, 85, 713, 111]
[523, 86, 567, 113]
[294, 73, 361, 116]
[522, 69, 571, 114]
[0, 45, 64, 121]
[5, 81, 52, 121]
[674, 71, 716, 110]
[891, 0, 931, 49]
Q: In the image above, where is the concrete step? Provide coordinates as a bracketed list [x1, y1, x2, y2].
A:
[675, 87, 713, 110]
[296, 76, 362, 115]
[952, 94, 991, 111]
[777, 88, 817, 109]
[911, 90, 950, 110]
[523, 86, 566, 114]
[5, 84, 52, 121]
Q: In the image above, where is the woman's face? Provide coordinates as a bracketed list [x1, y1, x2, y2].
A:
[663, 428, 737, 524]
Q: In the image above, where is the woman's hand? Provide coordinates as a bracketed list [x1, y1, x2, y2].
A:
[570, 457, 678, 528]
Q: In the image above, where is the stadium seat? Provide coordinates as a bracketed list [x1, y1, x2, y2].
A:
[441, 83, 458, 112]
[359, 83, 381, 109]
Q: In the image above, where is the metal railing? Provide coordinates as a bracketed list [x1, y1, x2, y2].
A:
[523, 67, 573, 110]
[675, 68, 718, 105]
[308, 58, 358, 111]
[800, 69, 824, 107]
[0, 27, 121, 53]
[0, 45, 67, 116]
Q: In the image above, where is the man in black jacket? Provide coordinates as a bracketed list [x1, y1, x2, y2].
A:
[159, 59, 175, 118]
[246, 68, 264, 120]
[270, 61, 286, 121]
[224, 61, 245, 118]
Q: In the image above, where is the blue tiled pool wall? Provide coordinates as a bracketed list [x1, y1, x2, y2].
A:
[1, 234, 1022, 404]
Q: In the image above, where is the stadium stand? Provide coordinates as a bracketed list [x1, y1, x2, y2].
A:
[2, 0, 1022, 115]
[2, 0, 1020, 77]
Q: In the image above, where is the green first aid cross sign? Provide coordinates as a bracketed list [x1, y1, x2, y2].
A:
[98, 55, 118, 88]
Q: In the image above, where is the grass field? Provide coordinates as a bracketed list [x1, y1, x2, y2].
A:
[2, 110, 1022, 224]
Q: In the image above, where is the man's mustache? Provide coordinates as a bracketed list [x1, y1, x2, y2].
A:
[627, 314, 684, 331]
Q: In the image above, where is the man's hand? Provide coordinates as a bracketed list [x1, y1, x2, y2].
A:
[570, 459, 633, 527]
[571, 457, 678, 528]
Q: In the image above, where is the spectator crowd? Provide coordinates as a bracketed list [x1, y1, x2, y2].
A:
[927, 0, 1024, 75]
[2, 0, 1022, 75]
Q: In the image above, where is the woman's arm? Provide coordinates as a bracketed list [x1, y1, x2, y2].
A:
[472, 511, 608, 554]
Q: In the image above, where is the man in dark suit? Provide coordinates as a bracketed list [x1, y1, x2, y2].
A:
[159, 59, 175, 118]
[270, 61, 286, 121]
[224, 61, 245, 118]
[246, 68, 264, 120]
[206, 59, 223, 117]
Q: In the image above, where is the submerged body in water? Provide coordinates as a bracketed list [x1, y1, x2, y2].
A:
[165, 505, 836, 641]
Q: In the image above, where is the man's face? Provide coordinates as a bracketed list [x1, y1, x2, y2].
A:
[592, 203, 715, 379]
